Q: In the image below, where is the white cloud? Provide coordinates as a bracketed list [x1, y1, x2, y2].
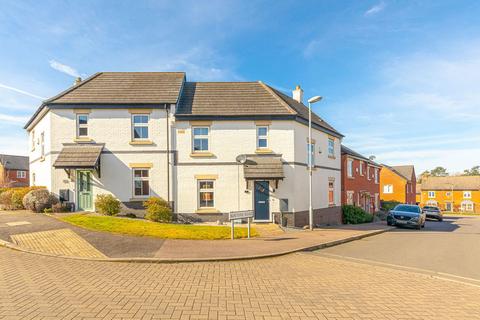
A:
[364, 2, 386, 16]
[49, 59, 80, 78]
[0, 83, 46, 100]
[0, 113, 28, 123]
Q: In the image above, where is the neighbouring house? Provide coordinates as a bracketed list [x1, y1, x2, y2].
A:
[0, 154, 29, 187]
[340, 145, 381, 213]
[380, 165, 416, 204]
[24, 72, 344, 227]
[416, 183, 421, 204]
[420, 176, 480, 213]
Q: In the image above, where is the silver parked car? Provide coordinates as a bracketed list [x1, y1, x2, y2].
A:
[422, 206, 443, 221]
[387, 204, 426, 229]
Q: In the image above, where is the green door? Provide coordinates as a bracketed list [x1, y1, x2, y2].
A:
[77, 170, 93, 211]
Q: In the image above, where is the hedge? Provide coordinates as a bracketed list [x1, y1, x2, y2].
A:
[342, 205, 374, 224]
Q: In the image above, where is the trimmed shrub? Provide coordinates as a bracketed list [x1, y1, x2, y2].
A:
[0, 186, 46, 210]
[94, 194, 121, 216]
[342, 205, 374, 224]
[381, 200, 401, 212]
[143, 197, 172, 223]
[0, 189, 14, 210]
[22, 189, 59, 213]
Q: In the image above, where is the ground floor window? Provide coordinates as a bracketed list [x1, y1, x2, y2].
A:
[461, 201, 474, 212]
[374, 193, 379, 211]
[328, 180, 335, 206]
[346, 191, 354, 205]
[16, 170, 26, 179]
[198, 180, 215, 208]
[133, 169, 150, 197]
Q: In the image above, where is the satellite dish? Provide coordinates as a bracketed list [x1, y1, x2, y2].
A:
[236, 154, 247, 164]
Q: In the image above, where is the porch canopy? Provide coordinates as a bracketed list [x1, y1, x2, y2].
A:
[243, 155, 284, 188]
[53, 144, 104, 177]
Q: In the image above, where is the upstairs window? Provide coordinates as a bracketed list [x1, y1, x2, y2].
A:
[374, 168, 379, 184]
[328, 138, 335, 157]
[256, 126, 268, 149]
[16, 170, 26, 179]
[40, 132, 45, 158]
[132, 115, 149, 140]
[192, 127, 209, 152]
[76, 114, 89, 137]
[31, 130, 35, 150]
[383, 184, 393, 194]
[359, 161, 364, 176]
[133, 169, 150, 197]
[464, 191, 472, 199]
[347, 159, 354, 177]
[198, 180, 215, 208]
[428, 191, 435, 198]
[367, 166, 371, 180]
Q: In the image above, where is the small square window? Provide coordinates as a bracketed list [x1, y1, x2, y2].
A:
[76, 114, 89, 138]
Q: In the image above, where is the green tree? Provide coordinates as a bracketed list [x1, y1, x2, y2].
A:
[463, 166, 480, 176]
[429, 166, 448, 177]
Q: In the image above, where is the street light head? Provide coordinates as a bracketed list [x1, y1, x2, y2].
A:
[308, 96, 322, 104]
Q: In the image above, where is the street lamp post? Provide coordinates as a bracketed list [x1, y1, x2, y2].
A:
[307, 96, 322, 231]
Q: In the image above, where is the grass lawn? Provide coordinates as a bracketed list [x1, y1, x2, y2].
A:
[60, 214, 259, 240]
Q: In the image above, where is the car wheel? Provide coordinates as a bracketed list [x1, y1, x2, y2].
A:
[416, 224, 421, 230]
[387, 220, 392, 226]
[421, 223, 425, 228]
[438, 218, 443, 222]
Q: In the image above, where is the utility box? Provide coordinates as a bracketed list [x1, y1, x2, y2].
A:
[59, 189, 70, 203]
[279, 198, 289, 212]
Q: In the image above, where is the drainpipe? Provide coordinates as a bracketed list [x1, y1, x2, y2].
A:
[166, 105, 171, 206]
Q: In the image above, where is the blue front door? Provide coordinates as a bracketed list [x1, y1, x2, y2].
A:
[254, 181, 270, 221]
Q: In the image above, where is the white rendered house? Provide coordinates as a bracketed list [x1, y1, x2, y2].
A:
[25, 72, 343, 227]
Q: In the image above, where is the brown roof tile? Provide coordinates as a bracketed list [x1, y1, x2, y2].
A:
[421, 176, 480, 190]
[53, 144, 104, 168]
[243, 155, 284, 179]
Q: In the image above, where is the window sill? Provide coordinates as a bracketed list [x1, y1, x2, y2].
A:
[255, 148, 273, 154]
[347, 176, 354, 179]
[129, 197, 148, 202]
[328, 155, 336, 159]
[195, 208, 221, 215]
[39, 156, 45, 162]
[74, 137, 93, 143]
[190, 152, 215, 158]
[129, 140, 154, 145]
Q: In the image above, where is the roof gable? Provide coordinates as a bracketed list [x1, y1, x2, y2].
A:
[0, 154, 29, 170]
[383, 164, 415, 182]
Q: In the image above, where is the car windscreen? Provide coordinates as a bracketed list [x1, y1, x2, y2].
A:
[423, 206, 439, 211]
[394, 205, 420, 213]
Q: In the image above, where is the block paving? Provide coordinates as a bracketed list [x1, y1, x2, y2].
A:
[1, 247, 479, 319]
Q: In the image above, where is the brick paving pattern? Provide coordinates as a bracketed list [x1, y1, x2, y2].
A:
[10, 229, 106, 258]
[1, 247, 479, 319]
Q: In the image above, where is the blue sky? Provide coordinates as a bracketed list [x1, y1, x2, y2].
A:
[1, 0, 480, 174]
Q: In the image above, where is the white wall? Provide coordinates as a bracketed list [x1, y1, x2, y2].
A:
[28, 112, 52, 190]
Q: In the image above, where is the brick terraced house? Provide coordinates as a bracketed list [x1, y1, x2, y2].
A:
[25, 72, 344, 227]
[0, 154, 29, 187]
[341, 145, 381, 213]
[380, 164, 416, 204]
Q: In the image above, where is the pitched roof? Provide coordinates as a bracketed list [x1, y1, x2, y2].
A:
[382, 164, 415, 182]
[243, 155, 284, 180]
[341, 145, 380, 167]
[421, 176, 480, 190]
[47, 72, 185, 105]
[0, 154, 29, 170]
[53, 144, 104, 168]
[176, 81, 342, 137]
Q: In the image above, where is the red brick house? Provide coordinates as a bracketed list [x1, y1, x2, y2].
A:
[0, 154, 29, 187]
[341, 145, 381, 213]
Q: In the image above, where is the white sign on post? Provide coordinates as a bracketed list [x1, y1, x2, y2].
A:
[229, 210, 254, 240]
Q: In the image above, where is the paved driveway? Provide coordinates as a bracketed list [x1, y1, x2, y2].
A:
[317, 215, 480, 281]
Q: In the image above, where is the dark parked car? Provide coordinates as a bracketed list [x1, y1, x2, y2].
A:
[422, 206, 443, 221]
[387, 204, 426, 229]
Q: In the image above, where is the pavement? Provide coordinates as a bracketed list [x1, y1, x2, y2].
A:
[0, 210, 391, 261]
[315, 215, 480, 281]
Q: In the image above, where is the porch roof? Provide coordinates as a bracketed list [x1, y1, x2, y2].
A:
[243, 155, 284, 180]
[53, 144, 104, 169]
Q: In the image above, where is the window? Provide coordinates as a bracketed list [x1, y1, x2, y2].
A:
[32, 173, 36, 186]
[328, 138, 335, 157]
[31, 130, 35, 150]
[347, 159, 354, 178]
[461, 201, 474, 212]
[132, 114, 149, 140]
[16, 171, 26, 179]
[328, 180, 335, 205]
[374, 193, 379, 211]
[346, 191, 354, 205]
[359, 161, 364, 176]
[76, 114, 89, 137]
[367, 166, 371, 180]
[40, 132, 45, 158]
[192, 127, 209, 152]
[445, 191, 451, 197]
[133, 169, 150, 197]
[383, 184, 393, 194]
[307, 142, 315, 168]
[198, 180, 215, 208]
[256, 126, 268, 149]
[464, 191, 472, 199]
[374, 168, 379, 184]
[428, 191, 435, 198]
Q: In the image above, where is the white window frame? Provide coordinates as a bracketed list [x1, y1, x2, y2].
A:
[131, 114, 150, 141]
[256, 126, 269, 149]
[76, 114, 89, 138]
[328, 138, 335, 157]
[346, 191, 354, 205]
[16, 170, 26, 179]
[428, 191, 435, 198]
[328, 180, 335, 206]
[132, 168, 150, 198]
[463, 191, 472, 199]
[32, 172, 36, 186]
[192, 126, 210, 152]
[367, 166, 371, 180]
[347, 159, 354, 178]
[31, 130, 35, 151]
[383, 184, 393, 194]
[40, 132, 45, 158]
[374, 168, 379, 184]
[198, 180, 215, 209]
